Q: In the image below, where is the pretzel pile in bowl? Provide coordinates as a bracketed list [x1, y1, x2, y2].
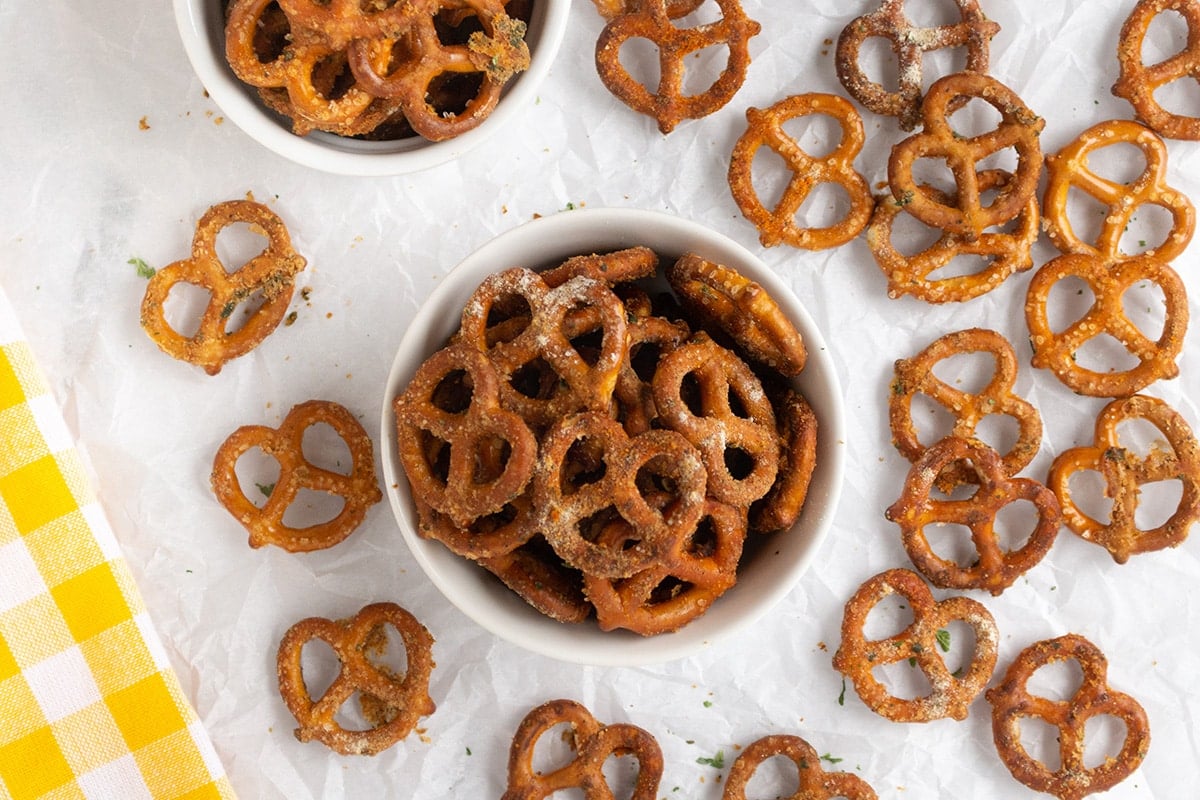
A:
[391, 246, 819, 636]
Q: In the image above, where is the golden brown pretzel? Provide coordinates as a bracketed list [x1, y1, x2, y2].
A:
[1113, 0, 1200, 140]
[1048, 394, 1200, 563]
[276, 602, 436, 756]
[393, 343, 538, 528]
[832, 568, 998, 722]
[275, 0, 421, 47]
[140, 200, 307, 375]
[503, 699, 663, 800]
[1043, 119, 1195, 261]
[750, 387, 818, 534]
[211, 400, 382, 552]
[588, 0, 704, 21]
[539, 246, 660, 289]
[1025, 252, 1188, 397]
[613, 313, 691, 435]
[594, 0, 761, 133]
[728, 93, 872, 250]
[986, 634, 1150, 800]
[866, 169, 1038, 303]
[722, 734, 879, 800]
[889, 328, 1042, 492]
[479, 535, 592, 623]
[836, 0, 1000, 131]
[887, 72, 1044, 240]
[886, 436, 1061, 595]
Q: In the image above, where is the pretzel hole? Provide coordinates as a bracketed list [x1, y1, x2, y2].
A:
[930, 350, 996, 395]
[672, 1, 723, 27]
[862, 592, 915, 641]
[779, 113, 842, 159]
[302, 422, 354, 476]
[234, 447, 282, 509]
[630, 340, 667, 382]
[1120, 275, 1169, 342]
[854, 36, 900, 94]
[161, 282, 213, 338]
[511, 357, 560, 400]
[1044, 274, 1097, 334]
[923, 253, 996, 282]
[361, 621, 411, 686]
[724, 447, 756, 480]
[221, 289, 270, 336]
[485, 292, 533, 333]
[473, 436, 514, 484]
[1083, 714, 1131, 770]
[214, 221, 272, 273]
[281, 488, 347, 528]
[973, 414, 1020, 466]
[636, 455, 683, 501]
[1017, 715, 1063, 772]
[569, 327, 607, 367]
[881, 198, 945, 255]
[431, 368, 474, 413]
[679, 372, 705, 416]
[299, 637, 342, 709]
[564, 437, 608, 491]
[680, 44, 734, 99]
[1080, 141, 1149, 188]
[308, 52, 359, 103]
[870, 655, 933, 700]
[1151, 74, 1200, 120]
[1064, 469, 1115, 525]
[923, 522, 978, 567]
[1141, 7, 1191, 66]
[1059, 190, 1112, 253]
[616, 37, 662, 99]
[1119, 203, 1178, 259]
[1136, 476, 1185, 530]
[251, 2, 291, 63]
[749, 147, 792, 217]
[740, 754, 801, 798]
[910, 157, 958, 197]
[1071, 332, 1143, 375]
[601, 750, 650, 799]
[993, 498, 1039, 553]
[529, 721, 587, 779]
[792, 182, 858, 233]
[908, 392, 957, 450]
[1116, 415, 1174, 460]
[945, 95, 1002, 141]
[935, 619, 976, 676]
[1028, 657, 1085, 701]
[685, 513, 718, 558]
[418, 433, 451, 485]
[426, 72, 486, 118]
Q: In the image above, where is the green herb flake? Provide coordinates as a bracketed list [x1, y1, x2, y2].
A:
[256, 482, 276, 497]
[820, 753, 843, 764]
[466, 746, 472, 755]
[702, 700, 713, 708]
[837, 677, 847, 706]
[896, 190, 914, 207]
[696, 750, 725, 769]
[129, 257, 156, 279]
[284, 311, 298, 326]
[220, 301, 237, 319]
[936, 628, 951, 652]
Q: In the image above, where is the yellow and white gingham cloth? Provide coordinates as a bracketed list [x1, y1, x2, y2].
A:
[0, 291, 235, 800]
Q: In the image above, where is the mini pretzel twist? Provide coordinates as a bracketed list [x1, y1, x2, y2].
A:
[728, 93, 872, 250]
[751, 387, 819, 534]
[276, 602, 436, 756]
[1048, 394, 1200, 563]
[479, 535, 592, 624]
[652, 335, 780, 508]
[1043, 119, 1195, 261]
[594, 0, 761, 133]
[140, 200, 307, 375]
[589, 0, 703, 21]
[1113, 0, 1200, 140]
[835, 0, 1000, 131]
[1025, 252, 1188, 397]
[722, 734, 879, 800]
[832, 568, 999, 722]
[393, 343, 538, 529]
[886, 436, 1061, 595]
[889, 328, 1042, 492]
[866, 168, 1038, 303]
[211, 400, 382, 552]
[986, 634, 1151, 800]
[887, 72, 1044, 240]
[503, 699, 663, 800]
[276, 0, 426, 46]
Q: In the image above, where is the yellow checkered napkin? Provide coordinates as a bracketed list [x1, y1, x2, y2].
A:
[0, 291, 235, 800]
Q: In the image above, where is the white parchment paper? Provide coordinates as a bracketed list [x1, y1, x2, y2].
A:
[2, 0, 1198, 796]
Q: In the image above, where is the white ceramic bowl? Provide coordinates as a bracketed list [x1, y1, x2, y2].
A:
[380, 208, 846, 666]
[172, 0, 568, 176]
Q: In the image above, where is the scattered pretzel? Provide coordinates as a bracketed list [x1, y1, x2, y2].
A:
[728, 93, 872, 250]
[1025, 252, 1188, 397]
[595, 0, 761, 133]
[503, 699, 663, 800]
[211, 400, 382, 552]
[588, 0, 704, 21]
[140, 200, 307, 375]
[886, 436, 1061, 595]
[887, 72, 1044, 240]
[832, 568, 999, 722]
[986, 634, 1151, 800]
[1113, 0, 1200, 140]
[276, 602, 436, 756]
[835, 0, 1000, 131]
[1048, 394, 1200, 563]
[889, 328, 1042, 492]
[866, 169, 1038, 303]
[722, 734, 879, 800]
[1043, 119, 1195, 261]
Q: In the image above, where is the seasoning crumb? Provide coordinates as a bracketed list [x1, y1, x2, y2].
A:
[138, 116, 150, 131]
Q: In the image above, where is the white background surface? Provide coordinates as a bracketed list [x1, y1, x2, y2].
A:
[2, 0, 1199, 796]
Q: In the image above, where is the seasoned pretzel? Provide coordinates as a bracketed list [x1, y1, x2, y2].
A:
[986, 634, 1151, 800]
[1113, 0, 1200, 140]
[539, 246, 659, 289]
[412, 491, 537, 560]
[275, 0, 421, 47]
[866, 169, 1038, 303]
[276, 602, 436, 756]
[667, 253, 807, 377]
[728, 93, 872, 250]
[393, 343, 538, 528]
[888, 72, 1045, 240]
[585, 498, 746, 635]
[594, 0, 761, 133]
[1025, 252, 1188, 397]
[836, 0, 1000, 131]
[589, 0, 704, 21]
[534, 412, 707, 578]
[140, 200, 307, 375]
[1043, 119, 1195, 261]
[458, 268, 628, 429]
[886, 436, 1061, 595]
[832, 568, 998, 722]
[613, 313, 691, 435]
[480, 535, 592, 623]
[503, 699, 663, 800]
[1048, 394, 1200, 563]
[722, 734, 879, 800]
[751, 387, 818, 534]
[652, 335, 779, 507]
[211, 400, 382, 552]
[889, 328, 1042, 492]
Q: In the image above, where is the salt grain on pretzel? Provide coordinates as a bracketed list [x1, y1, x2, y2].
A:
[1113, 0, 1200, 140]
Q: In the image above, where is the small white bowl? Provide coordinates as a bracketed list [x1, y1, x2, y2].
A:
[380, 208, 846, 666]
[172, 0, 568, 176]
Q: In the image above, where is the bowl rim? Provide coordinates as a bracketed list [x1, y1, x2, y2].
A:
[171, 0, 569, 176]
[380, 208, 846, 666]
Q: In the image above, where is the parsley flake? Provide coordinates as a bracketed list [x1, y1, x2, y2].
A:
[256, 482, 276, 497]
[936, 628, 951, 652]
[129, 257, 156, 278]
[820, 753, 843, 764]
[696, 750, 725, 769]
